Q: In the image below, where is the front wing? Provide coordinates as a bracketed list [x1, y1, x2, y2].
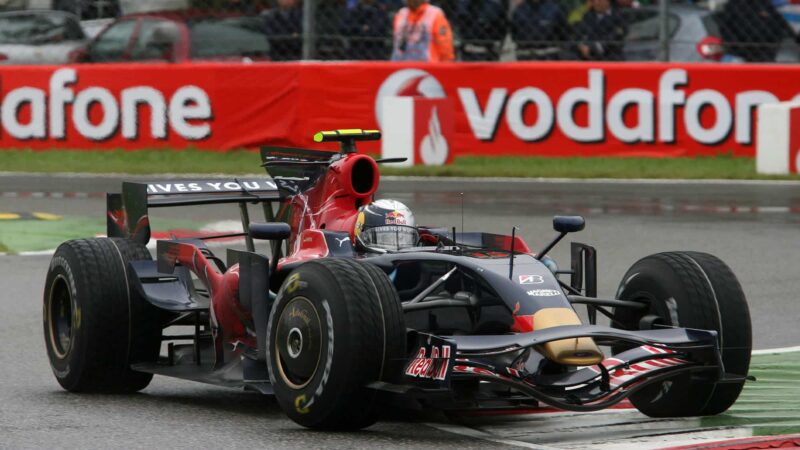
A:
[389, 325, 733, 412]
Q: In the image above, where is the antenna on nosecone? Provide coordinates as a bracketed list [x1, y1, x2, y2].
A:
[460, 192, 464, 240]
[508, 226, 518, 281]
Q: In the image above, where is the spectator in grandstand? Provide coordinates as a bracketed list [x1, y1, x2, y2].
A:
[196, 0, 261, 13]
[718, 0, 793, 62]
[573, 0, 627, 61]
[313, 0, 348, 59]
[54, 0, 120, 19]
[453, 0, 507, 61]
[391, 0, 455, 62]
[377, 0, 405, 12]
[567, 0, 592, 26]
[511, 0, 569, 60]
[614, 0, 637, 8]
[227, 0, 260, 15]
[263, 0, 303, 60]
[340, 0, 392, 59]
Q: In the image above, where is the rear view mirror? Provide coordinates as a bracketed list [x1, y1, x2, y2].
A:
[553, 216, 585, 233]
[536, 216, 587, 260]
[249, 222, 291, 241]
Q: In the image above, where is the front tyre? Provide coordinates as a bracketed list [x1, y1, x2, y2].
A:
[267, 259, 404, 430]
[613, 251, 751, 417]
[43, 238, 161, 393]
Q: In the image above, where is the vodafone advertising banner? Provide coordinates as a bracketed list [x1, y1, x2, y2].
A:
[2, 62, 800, 159]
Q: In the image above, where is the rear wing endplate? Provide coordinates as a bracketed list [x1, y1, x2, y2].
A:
[107, 179, 280, 245]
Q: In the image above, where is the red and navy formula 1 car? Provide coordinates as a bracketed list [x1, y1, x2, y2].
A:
[43, 130, 752, 430]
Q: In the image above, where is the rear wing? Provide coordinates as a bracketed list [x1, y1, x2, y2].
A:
[109, 130, 386, 245]
[107, 179, 280, 245]
[259, 130, 393, 196]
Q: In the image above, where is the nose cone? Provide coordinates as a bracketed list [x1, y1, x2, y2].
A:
[533, 308, 604, 365]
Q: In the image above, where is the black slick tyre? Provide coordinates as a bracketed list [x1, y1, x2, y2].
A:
[613, 251, 751, 417]
[43, 238, 161, 393]
[267, 258, 405, 430]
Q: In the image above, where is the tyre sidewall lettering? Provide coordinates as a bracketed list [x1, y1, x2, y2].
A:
[268, 260, 403, 429]
[617, 260, 696, 408]
[43, 238, 159, 393]
[44, 253, 82, 380]
[269, 266, 346, 423]
[291, 298, 334, 415]
[613, 252, 750, 417]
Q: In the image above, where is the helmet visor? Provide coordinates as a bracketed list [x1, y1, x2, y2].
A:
[359, 225, 419, 252]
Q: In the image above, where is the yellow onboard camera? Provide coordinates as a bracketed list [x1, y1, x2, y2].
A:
[313, 129, 381, 153]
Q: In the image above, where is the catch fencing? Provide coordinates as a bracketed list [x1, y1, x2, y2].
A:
[37, 0, 800, 63]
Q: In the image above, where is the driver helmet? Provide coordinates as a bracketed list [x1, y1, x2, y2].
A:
[355, 199, 419, 252]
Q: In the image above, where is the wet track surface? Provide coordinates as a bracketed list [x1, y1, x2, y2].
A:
[1, 174, 799, 449]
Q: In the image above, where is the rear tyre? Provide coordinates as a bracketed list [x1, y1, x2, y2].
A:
[613, 251, 751, 417]
[267, 259, 405, 430]
[43, 238, 161, 393]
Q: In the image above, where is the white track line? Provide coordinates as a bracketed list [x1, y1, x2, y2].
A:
[752, 346, 800, 355]
[429, 349, 799, 449]
[425, 422, 559, 449]
[18, 250, 59, 256]
[3, 238, 799, 450]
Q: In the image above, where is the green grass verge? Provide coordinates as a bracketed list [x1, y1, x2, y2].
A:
[0, 215, 202, 254]
[1, 149, 799, 180]
[703, 351, 800, 436]
[0, 149, 261, 175]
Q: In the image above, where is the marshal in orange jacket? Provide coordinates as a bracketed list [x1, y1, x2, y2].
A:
[391, 2, 455, 62]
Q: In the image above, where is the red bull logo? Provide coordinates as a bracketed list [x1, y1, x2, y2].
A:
[405, 345, 451, 381]
[386, 210, 407, 225]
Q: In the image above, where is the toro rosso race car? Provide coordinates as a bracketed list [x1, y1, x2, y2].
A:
[43, 129, 752, 430]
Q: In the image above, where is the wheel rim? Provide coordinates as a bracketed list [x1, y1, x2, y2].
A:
[48, 275, 74, 359]
[274, 297, 322, 389]
[630, 292, 676, 330]
[613, 291, 676, 355]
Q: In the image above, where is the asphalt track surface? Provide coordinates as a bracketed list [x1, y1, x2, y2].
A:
[1, 174, 799, 449]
